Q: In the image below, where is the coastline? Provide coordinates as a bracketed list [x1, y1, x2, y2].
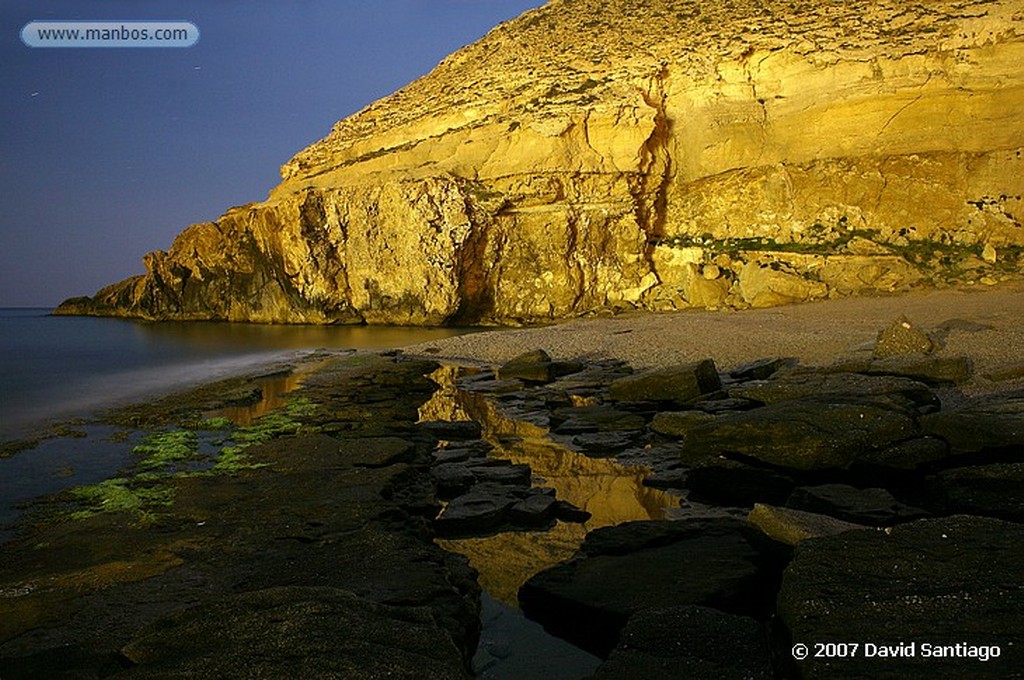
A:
[404, 281, 1024, 394]
[2, 286, 1023, 677]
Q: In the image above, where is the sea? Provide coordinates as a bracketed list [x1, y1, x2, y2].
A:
[0, 308, 475, 533]
[0, 308, 474, 440]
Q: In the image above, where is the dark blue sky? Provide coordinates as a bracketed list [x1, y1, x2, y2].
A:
[0, 1, 544, 307]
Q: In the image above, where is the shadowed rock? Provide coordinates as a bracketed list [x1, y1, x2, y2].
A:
[926, 463, 1024, 522]
[519, 518, 781, 657]
[785, 484, 930, 526]
[778, 516, 1024, 679]
[118, 587, 470, 679]
[592, 605, 773, 679]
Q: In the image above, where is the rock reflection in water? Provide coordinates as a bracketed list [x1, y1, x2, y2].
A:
[427, 366, 678, 607]
[207, 370, 308, 426]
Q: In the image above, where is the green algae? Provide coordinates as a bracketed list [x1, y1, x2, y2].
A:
[131, 430, 199, 472]
[68, 478, 173, 522]
[65, 395, 320, 522]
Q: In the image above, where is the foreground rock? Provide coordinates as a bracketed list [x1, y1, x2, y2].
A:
[518, 518, 783, 657]
[592, 605, 773, 679]
[0, 356, 479, 678]
[777, 516, 1024, 679]
[118, 587, 469, 679]
[55, 0, 1024, 324]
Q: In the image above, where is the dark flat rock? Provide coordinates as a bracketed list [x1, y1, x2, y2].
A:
[926, 463, 1024, 522]
[729, 357, 799, 382]
[592, 605, 773, 679]
[569, 431, 641, 457]
[509, 493, 558, 526]
[728, 372, 937, 410]
[435, 484, 521, 536]
[432, 462, 478, 498]
[685, 397, 919, 471]
[778, 516, 1024, 679]
[856, 435, 950, 471]
[118, 586, 470, 679]
[685, 462, 795, 507]
[551, 405, 646, 432]
[786, 483, 930, 526]
[650, 410, 717, 437]
[519, 518, 781, 657]
[418, 420, 484, 441]
[920, 391, 1024, 454]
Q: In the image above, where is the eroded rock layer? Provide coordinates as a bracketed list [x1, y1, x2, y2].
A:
[57, 0, 1024, 324]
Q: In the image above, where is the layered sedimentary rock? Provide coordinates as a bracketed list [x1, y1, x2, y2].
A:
[57, 0, 1024, 324]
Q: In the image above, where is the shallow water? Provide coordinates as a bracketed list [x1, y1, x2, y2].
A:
[0, 308, 475, 439]
[424, 366, 679, 606]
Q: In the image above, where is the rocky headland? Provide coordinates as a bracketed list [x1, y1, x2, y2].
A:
[56, 0, 1024, 324]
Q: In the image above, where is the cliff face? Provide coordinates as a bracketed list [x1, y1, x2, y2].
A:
[57, 0, 1024, 324]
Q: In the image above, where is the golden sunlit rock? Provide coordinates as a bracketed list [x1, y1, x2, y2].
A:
[57, 0, 1024, 324]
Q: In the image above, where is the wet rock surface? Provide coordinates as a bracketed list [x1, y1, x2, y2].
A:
[0, 355, 479, 679]
[423, 345, 1023, 678]
[4, 339, 1023, 678]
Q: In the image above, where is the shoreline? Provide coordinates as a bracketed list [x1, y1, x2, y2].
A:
[404, 281, 1024, 395]
[1, 311, 1022, 676]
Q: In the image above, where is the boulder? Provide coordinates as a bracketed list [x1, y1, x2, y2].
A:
[608, 361, 721, 404]
[497, 349, 584, 384]
[738, 260, 828, 308]
[873, 315, 936, 358]
[778, 516, 1024, 679]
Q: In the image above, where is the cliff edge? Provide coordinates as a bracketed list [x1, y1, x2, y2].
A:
[57, 0, 1024, 324]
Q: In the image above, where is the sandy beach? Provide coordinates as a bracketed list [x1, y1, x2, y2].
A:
[407, 282, 1024, 393]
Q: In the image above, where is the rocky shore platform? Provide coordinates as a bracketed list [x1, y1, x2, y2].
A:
[2, 285, 1024, 678]
[0, 354, 482, 678]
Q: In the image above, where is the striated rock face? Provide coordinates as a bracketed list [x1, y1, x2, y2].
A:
[57, 0, 1024, 324]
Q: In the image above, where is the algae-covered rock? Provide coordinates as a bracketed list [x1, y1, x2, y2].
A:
[608, 360, 721, 404]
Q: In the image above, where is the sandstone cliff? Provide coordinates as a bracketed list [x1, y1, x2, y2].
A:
[57, 0, 1024, 324]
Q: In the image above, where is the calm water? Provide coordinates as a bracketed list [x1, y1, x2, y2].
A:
[0, 308, 474, 440]
[0, 308, 478, 536]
